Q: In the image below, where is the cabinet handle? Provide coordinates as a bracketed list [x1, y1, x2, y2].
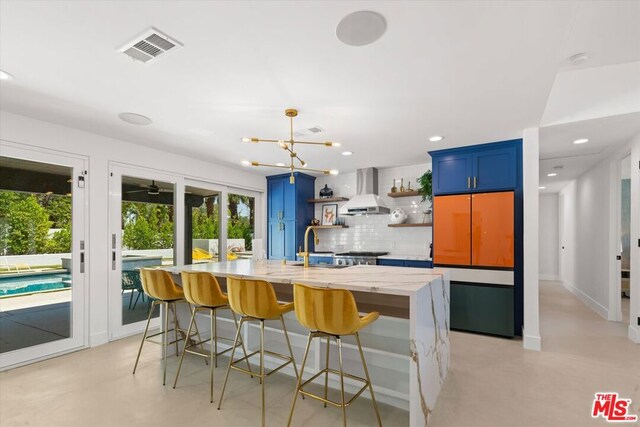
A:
[473, 176, 477, 188]
[467, 177, 471, 189]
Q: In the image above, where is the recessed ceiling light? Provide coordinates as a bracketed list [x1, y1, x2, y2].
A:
[336, 11, 387, 46]
[276, 162, 285, 167]
[118, 112, 152, 126]
[429, 136, 444, 142]
[539, 186, 546, 190]
[342, 151, 353, 156]
[573, 138, 589, 144]
[547, 173, 557, 177]
[569, 52, 589, 65]
[0, 70, 14, 80]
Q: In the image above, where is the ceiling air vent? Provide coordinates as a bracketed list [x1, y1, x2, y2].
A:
[294, 126, 324, 137]
[118, 27, 182, 64]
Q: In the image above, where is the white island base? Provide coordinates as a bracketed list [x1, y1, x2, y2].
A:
[166, 261, 450, 426]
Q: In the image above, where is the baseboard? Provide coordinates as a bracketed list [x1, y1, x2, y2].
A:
[562, 281, 608, 319]
[629, 325, 640, 344]
[522, 330, 541, 351]
[539, 274, 559, 281]
[90, 331, 109, 347]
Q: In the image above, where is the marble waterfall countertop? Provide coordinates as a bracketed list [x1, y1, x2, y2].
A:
[168, 259, 445, 297]
[167, 259, 450, 426]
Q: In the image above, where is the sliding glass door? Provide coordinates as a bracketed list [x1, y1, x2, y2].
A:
[0, 143, 87, 369]
[108, 165, 178, 339]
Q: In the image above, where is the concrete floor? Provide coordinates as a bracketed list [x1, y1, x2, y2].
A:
[1, 280, 638, 426]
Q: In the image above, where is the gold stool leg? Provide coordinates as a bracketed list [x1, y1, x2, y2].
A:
[324, 335, 330, 408]
[213, 307, 218, 368]
[172, 306, 197, 389]
[287, 332, 314, 427]
[171, 302, 179, 357]
[217, 317, 245, 410]
[190, 303, 207, 365]
[355, 332, 382, 426]
[280, 316, 299, 380]
[337, 337, 347, 427]
[260, 320, 266, 427]
[133, 299, 157, 374]
[232, 311, 253, 377]
[163, 301, 170, 386]
[210, 308, 216, 402]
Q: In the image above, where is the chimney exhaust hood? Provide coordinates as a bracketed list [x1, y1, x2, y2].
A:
[338, 168, 390, 215]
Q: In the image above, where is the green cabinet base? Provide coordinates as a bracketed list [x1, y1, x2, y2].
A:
[450, 282, 514, 337]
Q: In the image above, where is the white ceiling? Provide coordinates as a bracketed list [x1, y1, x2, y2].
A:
[539, 112, 640, 193]
[0, 1, 638, 178]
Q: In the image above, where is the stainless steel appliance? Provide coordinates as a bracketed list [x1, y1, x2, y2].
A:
[333, 251, 389, 266]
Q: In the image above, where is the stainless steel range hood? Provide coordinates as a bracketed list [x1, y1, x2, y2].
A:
[338, 168, 390, 215]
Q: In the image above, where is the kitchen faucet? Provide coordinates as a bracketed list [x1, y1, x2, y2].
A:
[297, 226, 320, 268]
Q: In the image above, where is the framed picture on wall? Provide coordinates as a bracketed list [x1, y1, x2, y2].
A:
[321, 204, 338, 225]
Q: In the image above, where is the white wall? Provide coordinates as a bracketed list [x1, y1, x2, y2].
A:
[313, 162, 433, 256]
[0, 110, 266, 348]
[539, 193, 559, 280]
[559, 157, 613, 318]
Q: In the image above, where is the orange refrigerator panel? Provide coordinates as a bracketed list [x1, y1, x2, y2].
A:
[471, 192, 514, 267]
[433, 195, 471, 266]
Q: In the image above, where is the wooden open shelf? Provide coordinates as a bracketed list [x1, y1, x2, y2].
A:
[313, 225, 349, 229]
[307, 197, 349, 203]
[387, 190, 421, 198]
[388, 223, 432, 228]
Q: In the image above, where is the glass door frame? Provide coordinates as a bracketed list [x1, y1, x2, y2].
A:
[108, 163, 183, 340]
[0, 141, 88, 370]
[184, 178, 227, 265]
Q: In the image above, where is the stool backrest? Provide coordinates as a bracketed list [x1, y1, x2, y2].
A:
[293, 283, 361, 336]
[140, 268, 183, 301]
[226, 276, 280, 319]
[181, 271, 227, 307]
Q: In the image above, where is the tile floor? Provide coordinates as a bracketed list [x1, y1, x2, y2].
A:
[0, 280, 638, 427]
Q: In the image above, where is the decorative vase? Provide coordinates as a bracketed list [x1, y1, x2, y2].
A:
[391, 179, 397, 193]
[319, 184, 333, 199]
[399, 178, 405, 192]
[389, 208, 408, 224]
[422, 209, 432, 224]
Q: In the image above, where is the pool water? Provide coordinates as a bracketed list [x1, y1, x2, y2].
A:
[0, 273, 72, 297]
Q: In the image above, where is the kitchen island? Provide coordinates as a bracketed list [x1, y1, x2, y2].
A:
[166, 260, 450, 426]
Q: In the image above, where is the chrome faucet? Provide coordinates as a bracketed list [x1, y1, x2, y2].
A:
[297, 226, 320, 268]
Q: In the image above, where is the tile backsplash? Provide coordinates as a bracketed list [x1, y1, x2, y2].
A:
[313, 162, 433, 256]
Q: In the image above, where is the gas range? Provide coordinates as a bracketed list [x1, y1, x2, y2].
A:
[333, 251, 389, 266]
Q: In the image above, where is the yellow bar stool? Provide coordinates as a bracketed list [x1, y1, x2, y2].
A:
[217, 276, 300, 427]
[172, 271, 252, 403]
[287, 283, 382, 427]
[132, 268, 203, 385]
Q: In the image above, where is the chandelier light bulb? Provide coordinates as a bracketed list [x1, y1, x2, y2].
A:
[241, 160, 251, 166]
[330, 170, 339, 175]
[241, 137, 251, 143]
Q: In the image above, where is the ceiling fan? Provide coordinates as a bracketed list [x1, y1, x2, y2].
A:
[125, 180, 172, 195]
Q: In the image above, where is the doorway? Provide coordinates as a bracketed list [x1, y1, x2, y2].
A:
[619, 154, 632, 325]
[0, 143, 87, 370]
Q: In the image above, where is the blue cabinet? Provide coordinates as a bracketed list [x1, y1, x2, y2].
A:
[430, 139, 520, 195]
[267, 173, 315, 260]
[377, 259, 433, 268]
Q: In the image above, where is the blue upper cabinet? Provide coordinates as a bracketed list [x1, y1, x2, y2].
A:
[430, 139, 521, 195]
[473, 145, 517, 191]
[432, 153, 473, 194]
[267, 172, 315, 260]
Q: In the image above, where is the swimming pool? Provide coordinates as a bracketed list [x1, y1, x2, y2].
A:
[0, 273, 72, 297]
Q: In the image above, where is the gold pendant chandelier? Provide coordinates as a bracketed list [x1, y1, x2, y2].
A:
[241, 108, 339, 184]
